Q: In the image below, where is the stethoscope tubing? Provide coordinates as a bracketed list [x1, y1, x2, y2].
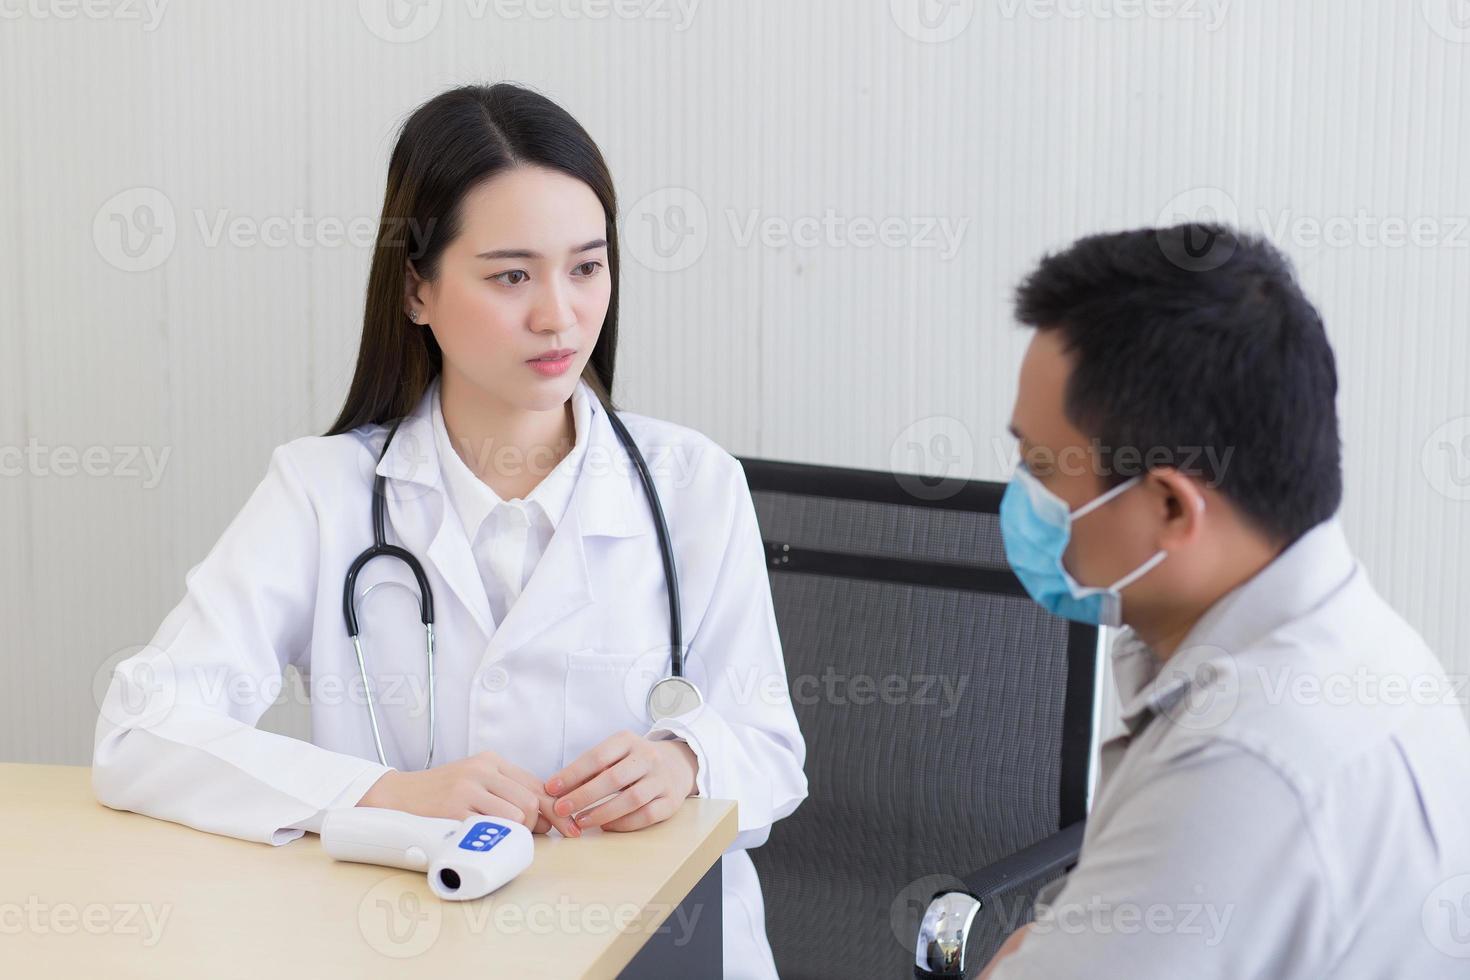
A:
[342, 393, 686, 771]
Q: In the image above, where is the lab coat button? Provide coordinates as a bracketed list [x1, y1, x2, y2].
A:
[482, 666, 510, 692]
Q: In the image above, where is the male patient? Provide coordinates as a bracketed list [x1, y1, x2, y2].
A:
[982, 224, 1470, 977]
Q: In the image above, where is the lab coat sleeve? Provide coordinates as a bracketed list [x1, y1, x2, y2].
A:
[92, 443, 393, 846]
[644, 453, 808, 851]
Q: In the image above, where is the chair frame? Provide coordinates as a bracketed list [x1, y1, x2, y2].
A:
[739, 458, 1101, 978]
[740, 456, 1097, 829]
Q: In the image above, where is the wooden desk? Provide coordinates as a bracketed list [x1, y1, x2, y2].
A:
[1, 764, 735, 979]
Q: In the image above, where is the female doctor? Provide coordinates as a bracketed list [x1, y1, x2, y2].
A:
[92, 82, 807, 979]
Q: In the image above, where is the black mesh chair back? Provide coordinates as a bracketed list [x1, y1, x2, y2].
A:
[740, 459, 1098, 979]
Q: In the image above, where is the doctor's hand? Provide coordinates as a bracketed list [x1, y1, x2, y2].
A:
[356, 751, 578, 838]
[545, 731, 698, 833]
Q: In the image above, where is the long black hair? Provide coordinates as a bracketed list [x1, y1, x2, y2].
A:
[325, 83, 620, 436]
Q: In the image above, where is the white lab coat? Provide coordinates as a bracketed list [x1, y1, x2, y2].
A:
[93, 379, 809, 980]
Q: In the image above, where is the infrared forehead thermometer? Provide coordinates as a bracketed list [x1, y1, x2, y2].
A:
[320, 807, 533, 901]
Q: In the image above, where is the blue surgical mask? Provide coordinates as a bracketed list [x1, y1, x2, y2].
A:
[999, 465, 1167, 627]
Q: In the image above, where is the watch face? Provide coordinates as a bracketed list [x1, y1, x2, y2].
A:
[647, 677, 704, 722]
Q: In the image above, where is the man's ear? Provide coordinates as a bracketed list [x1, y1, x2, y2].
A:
[1148, 467, 1207, 551]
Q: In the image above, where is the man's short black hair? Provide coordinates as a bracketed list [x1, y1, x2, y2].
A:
[1014, 223, 1342, 546]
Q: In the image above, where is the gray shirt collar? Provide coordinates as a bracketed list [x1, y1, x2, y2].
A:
[1112, 517, 1358, 735]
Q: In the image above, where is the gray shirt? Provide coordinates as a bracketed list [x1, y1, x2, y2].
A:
[993, 519, 1470, 978]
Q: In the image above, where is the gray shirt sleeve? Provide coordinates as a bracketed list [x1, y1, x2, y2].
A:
[989, 740, 1337, 979]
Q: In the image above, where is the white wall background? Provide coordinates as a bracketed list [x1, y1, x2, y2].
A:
[2, 0, 1467, 765]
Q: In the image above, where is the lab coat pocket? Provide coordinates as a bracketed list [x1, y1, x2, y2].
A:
[562, 647, 657, 766]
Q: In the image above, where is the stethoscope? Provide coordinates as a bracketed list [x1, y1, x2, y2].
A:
[342, 394, 704, 771]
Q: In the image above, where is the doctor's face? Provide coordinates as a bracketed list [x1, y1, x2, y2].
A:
[408, 165, 612, 414]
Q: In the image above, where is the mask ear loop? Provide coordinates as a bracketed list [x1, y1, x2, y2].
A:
[1090, 477, 1206, 593]
[1067, 475, 1166, 594]
[1070, 475, 1143, 522]
[1108, 549, 1168, 592]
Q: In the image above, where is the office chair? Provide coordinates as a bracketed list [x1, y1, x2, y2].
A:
[738, 458, 1098, 980]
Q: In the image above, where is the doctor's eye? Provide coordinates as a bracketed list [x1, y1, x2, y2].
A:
[571, 260, 603, 278]
[488, 269, 529, 286]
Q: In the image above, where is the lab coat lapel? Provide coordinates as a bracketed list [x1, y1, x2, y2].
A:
[486, 503, 595, 657]
[424, 502, 494, 640]
[372, 384, 494, 643]
[485, 396, 647, 657]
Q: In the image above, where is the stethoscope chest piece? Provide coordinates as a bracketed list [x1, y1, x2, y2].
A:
[647, 676, 704, 723]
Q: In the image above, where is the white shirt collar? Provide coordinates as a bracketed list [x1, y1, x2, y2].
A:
[430, 374, 591, 540]
[1111, 517, 1357, 733]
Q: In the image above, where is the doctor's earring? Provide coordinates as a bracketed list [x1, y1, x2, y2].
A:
[407, 309, 421, 323]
